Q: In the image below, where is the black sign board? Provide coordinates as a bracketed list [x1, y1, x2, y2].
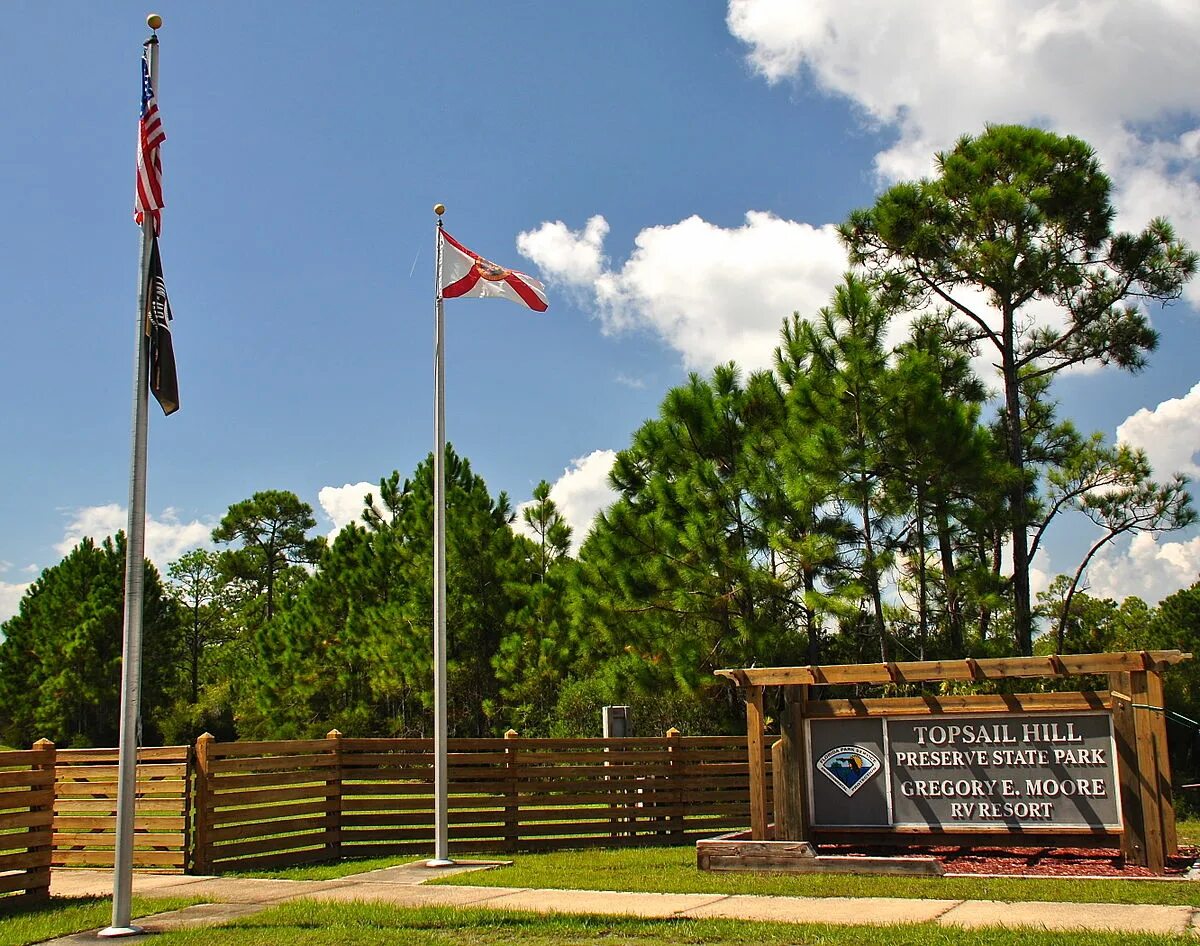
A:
[807, 712, 1121, 830]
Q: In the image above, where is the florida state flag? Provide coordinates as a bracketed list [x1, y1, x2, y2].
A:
[439, 230, 548, 311]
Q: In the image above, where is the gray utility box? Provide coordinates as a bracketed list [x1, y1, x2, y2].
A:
[603, 705, 630, 738]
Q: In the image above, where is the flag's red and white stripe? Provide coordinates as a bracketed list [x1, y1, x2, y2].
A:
[135, 52, 165, 233]
[439, 230, 548, 312]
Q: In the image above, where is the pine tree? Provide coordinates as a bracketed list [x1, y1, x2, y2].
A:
[841, 124, 1197, 654]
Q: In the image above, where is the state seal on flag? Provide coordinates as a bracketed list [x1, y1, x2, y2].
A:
[473, 257, 511, 281]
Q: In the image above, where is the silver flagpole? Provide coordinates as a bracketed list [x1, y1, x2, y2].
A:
[428, 203, 453, 867]
[101, 16, 161, 939]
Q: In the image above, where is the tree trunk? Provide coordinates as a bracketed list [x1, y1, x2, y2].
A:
[860, 484, 889, 662]
[935, 504, 963, 656]
[1001, 305, 1033, 655]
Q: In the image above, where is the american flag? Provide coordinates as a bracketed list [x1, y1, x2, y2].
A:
[134, 48, 165, 233]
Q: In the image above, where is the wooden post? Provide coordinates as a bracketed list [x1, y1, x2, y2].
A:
[326, 729, 343, 862]
[1130, 670, 1166, 873]
[503, 729, 519, 852]
[191, 732, 214, 874]
[745, 685, 769, 840]
[1110, 672, 1145, 866]
[772, 685, 810, 842]
[665, 727, 683, 842]
[1145, 669, 1177, 856]
[28, 739, 55, 901]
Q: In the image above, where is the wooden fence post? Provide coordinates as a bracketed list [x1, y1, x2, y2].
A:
[28, 739, 55, 901]
[1145, 669, 1177, 856]
[1130, 669, 1166, 873]
[745, 686, 769, 840]
[503, 729, 519, 852]
[665, 728, 683, 842]
[772, 685, 809, 841]
[326, 730, 343, 862]
[191, 732, 214, 874]
[1109, 672, 1144, 866]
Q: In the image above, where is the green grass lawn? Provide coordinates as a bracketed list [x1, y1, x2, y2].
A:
[0, 896, 200, 946]
[1176, 818, 1200, 846]
[424, 845, 1200, 906]
[235, 842, 1200, 905]
[125, 902, 1197, 946]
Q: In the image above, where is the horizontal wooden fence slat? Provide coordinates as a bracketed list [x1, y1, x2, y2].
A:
[52, 849, 184, 867]
[206, 785, 336, 809]
[56, 747, 188, 763]
[207, 739, 337, 759]
[210, 769, 337, 791]
[209, 753, 337, 774]
[208, 814, 338, 845]
[203, 799, 335, 825]
[207, 846, 332, 872]
[0, 867, 50, 897]
[0, 746, 53, 904]
[55, 811, 187, 825]
[211, 830, 333, 861]
[0, 769, 54, 791]
[0, 749, 55, 768]
[55, 763, 187, 780]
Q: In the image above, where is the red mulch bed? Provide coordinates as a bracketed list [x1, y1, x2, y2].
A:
[819, 843, 1198, 878]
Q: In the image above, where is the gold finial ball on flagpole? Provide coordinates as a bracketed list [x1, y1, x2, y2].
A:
[147, 13, 163, 29]
[433, 203, 446, 217]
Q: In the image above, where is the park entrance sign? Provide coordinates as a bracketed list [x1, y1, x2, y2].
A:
[809, 711, 1121, 830]
[702, 651, 1190, 875]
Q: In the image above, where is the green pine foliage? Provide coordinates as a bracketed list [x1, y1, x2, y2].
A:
[0, 534, 181, 747]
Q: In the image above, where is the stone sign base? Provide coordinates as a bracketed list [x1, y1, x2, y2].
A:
[696, 829, 944, 876]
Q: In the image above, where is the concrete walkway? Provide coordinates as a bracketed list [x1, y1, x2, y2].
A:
[36, 865, 1200, 940]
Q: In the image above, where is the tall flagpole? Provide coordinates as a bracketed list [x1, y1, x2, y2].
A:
[101, 15, 162, 939]
[429, 203, 453, 867]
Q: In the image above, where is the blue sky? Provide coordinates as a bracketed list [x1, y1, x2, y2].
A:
[3, 1, 1200, 619]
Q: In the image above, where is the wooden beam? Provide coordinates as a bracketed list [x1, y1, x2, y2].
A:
[715, 650, 1190, 688]
[805, 691, 1111, 718]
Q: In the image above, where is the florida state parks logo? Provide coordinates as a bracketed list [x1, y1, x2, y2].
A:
[817, 745, 881, 797]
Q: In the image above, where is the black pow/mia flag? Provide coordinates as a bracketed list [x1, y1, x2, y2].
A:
[146, 235, 179, 415]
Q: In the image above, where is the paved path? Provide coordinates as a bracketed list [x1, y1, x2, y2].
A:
[36, 865, 1200, 941]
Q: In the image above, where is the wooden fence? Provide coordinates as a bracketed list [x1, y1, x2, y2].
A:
[52, 746, 190, 871]
[194, 730, 763, 873]
[0, 741, 55, 905]
[4, 732, 761, 877]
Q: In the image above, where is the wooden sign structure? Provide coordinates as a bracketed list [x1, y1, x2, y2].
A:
[702, 650, 1189, 875]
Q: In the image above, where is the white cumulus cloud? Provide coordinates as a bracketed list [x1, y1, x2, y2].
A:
[726, 0, 1200, 302]
[519, 212, 847, 371]
[1087, 532, 1200, 605]
[517, 215, 609, 286]
[1116, 381, 1200, 479]
[515, 450, 619, 555]
[0, 581, 31, 623]
[318, 482, 376, 539]
[56, 504, 213, 567]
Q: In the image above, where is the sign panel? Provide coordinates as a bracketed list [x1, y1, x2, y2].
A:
[807, 712, 1121, 831]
